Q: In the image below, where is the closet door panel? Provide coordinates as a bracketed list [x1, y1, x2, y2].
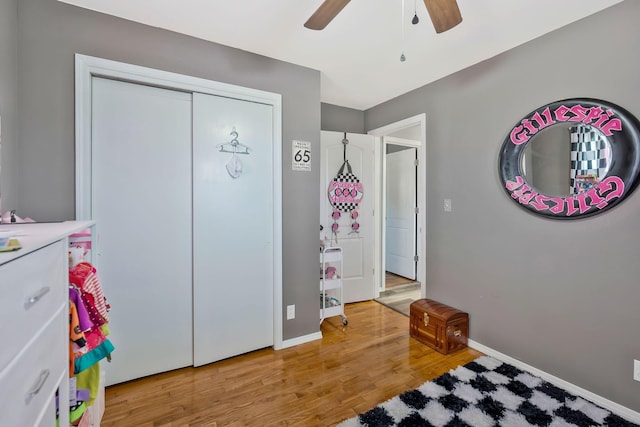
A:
[91, 78, 193, 384]
[192, 93, 274, 366]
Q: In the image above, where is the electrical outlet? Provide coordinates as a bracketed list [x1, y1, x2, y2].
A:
[287, 304, 295, 320]
[634, 359, 640, 382]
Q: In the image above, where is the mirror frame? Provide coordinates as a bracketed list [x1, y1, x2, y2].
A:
[499, 98, 640, 219]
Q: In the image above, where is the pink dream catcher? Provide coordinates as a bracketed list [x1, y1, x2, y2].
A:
[327, 133, 364, 240]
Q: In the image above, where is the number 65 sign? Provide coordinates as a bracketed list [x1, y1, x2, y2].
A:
[292, 140, 311, 171]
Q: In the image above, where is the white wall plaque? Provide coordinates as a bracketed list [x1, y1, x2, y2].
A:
[292, 140, 311, 171]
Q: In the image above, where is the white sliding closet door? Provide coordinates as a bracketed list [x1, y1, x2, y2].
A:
[192, 93, 274, 366]
[91, 77, 193, 385]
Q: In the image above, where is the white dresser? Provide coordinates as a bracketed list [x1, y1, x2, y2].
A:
[0, 221, 95, 427]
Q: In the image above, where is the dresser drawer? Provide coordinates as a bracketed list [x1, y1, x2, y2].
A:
[0, 241, 65, 371]
[0, 306, 66, 427]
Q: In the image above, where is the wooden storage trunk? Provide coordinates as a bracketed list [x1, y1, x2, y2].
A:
[410, 299, 468, 354]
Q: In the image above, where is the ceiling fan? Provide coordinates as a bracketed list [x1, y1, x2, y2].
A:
[304, 0, 462, 34]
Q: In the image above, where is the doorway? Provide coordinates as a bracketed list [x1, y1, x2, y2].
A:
[369, 115, 426, 314]
[385, 142, 417, 282]
[376, 140, 420, 315]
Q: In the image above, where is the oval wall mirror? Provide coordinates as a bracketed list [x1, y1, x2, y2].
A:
[499, 98, 640, 219]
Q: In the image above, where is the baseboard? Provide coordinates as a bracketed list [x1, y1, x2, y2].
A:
[280, 331, 323, 349]
[468, 339, 640, 424]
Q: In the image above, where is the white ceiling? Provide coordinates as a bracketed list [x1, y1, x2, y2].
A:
[58, 0, 622, 110]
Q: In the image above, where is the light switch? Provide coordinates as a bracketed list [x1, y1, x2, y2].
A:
[444, 199, 452, 212]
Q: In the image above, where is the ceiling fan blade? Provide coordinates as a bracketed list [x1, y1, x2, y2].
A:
[304, 0, 351, 30]
[423, 0, 462, 33]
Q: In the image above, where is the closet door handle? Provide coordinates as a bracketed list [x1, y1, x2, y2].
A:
[25, 369, 50, 404]
[24, 286, 51, 310]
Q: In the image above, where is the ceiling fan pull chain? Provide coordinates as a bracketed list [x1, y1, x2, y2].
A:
[400, 0, 407, 62]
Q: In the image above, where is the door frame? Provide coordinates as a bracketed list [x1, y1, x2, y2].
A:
[369, 114, 426, 298]
[74, 54, 284, 350]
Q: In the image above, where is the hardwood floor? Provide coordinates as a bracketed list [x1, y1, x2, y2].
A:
[101, 301, 483, 427]
[384, 271, 416, 288]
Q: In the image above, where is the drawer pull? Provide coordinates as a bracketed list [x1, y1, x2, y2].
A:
[423, 313, 429, 326]
[454, 329, 462, 337]
[25, 369, 50, 404]
[24, 286, 51, 310]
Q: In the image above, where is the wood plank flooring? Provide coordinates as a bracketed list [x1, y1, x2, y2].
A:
[101, 301, 483, 427]
[384, 272, 416, 288]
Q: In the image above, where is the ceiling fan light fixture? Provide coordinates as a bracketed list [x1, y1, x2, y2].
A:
[304, 0, 462, 34]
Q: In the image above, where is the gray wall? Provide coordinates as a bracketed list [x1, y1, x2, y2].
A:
[13, 0, 321, 341]
[0, 0, 18, 212]
[366, 1, 640, 411]
[321, 102, 365, 133]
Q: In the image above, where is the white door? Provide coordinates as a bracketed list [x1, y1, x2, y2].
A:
[385, 147, 417, 280]
[192, 93, 274, 366]
[320, 131, 374, 303]
[91, 77, 193, 385]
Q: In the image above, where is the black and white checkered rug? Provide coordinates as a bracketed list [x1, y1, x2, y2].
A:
[337, 356, 638, 427]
